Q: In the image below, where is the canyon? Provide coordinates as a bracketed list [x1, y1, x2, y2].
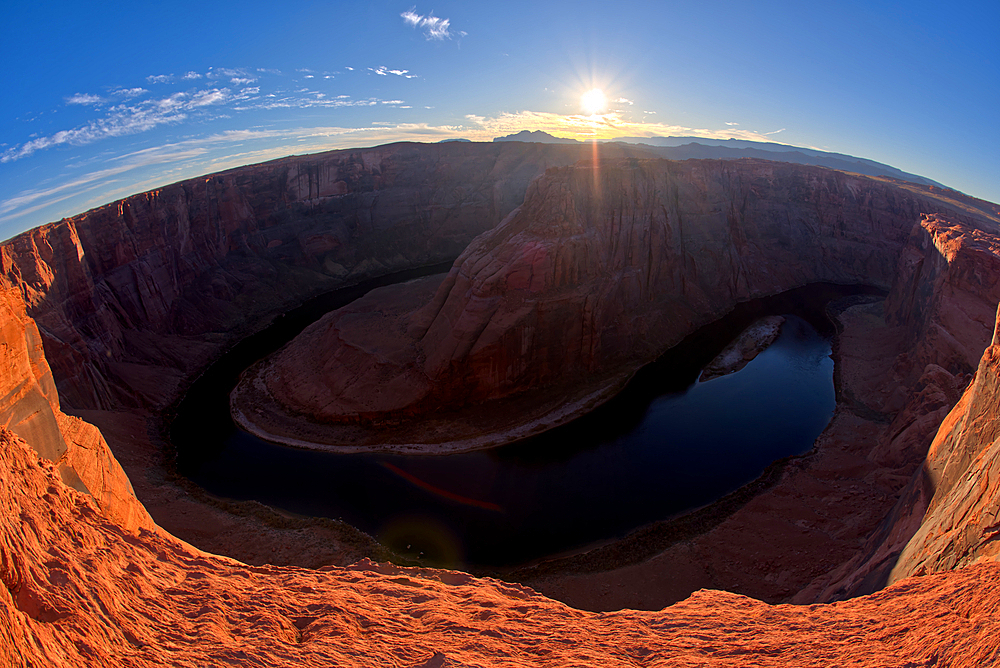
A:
[3, 141, 1000, 665]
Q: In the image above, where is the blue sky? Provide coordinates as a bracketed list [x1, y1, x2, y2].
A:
[2, 0, 997, 241]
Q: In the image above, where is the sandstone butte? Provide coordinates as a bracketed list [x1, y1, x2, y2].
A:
[3, 141, 1000, 665]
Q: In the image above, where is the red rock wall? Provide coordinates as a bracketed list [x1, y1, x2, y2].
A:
[890, 317, 1000, 578]
[798, 215, 1000, 602]
[0, 142, 656, 411]
[276, 159, 995, 420]
[416, 159, 929, 407]
[0, 274, 152, 533]
[885, 214, 1000, 385]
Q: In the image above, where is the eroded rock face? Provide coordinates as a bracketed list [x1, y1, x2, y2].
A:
[893, 330, 1000, 578]
[5, 145, 1000, 663]
[0, 274, 151, 533]
[249, 159, 995, 436]
[0, 142, 656, 411]
[795, 215, 1000, 602]
[3, 424, 1000, 667]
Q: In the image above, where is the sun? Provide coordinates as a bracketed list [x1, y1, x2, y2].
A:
[581, 88, 607, 116]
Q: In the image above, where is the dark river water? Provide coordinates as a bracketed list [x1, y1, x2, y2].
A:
[172, 269, 872, 569]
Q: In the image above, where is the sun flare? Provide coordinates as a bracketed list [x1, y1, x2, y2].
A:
[581, 88, 607, 116]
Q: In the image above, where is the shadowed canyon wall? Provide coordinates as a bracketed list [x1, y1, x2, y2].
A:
[254, 159, 997, 429]
[3, 144, 1000, 664]
[1, 142, 658, 412]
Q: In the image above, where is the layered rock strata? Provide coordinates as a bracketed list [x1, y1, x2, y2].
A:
[0, 277, 151, 533]
[237, 159, 998, 450]
[4, 146, 1000, 663]
[1, 142, 657, 411]
[793, 215, 1000, 601]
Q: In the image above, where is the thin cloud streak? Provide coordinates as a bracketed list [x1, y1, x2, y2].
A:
[2, 66, 422, 164]
[401, 7, 466, 40]
[0, 145, 211, 223]
[1, 88, 239, 163]
[67, 94, 103, 106]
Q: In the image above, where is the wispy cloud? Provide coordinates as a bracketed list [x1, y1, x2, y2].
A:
[401, 7, 465, 40]
[0, 144, 213, 221]
[369, 66, 417, 78]
[765, 128, 786, 135]
[188, 88, 231, 107]
[615, 97, 634, 105]
[67, 93, 103, 106]
[4, 60, 428, 165]
[725, 121, 739, 126]
[113, 87, 147, 99]
[210, 67, 249, 78]
[3, 87, 234, 163]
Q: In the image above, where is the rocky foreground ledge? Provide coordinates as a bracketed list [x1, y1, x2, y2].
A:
[3, 425, 1000, 666]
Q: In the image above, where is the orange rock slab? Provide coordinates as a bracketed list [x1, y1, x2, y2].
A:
[3, 426, 1000, 667]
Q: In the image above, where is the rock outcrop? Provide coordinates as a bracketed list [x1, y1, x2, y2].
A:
[238, 159, 998, 448]
[0, 274, 151, 533]
[3, 423, 1000, 667]
[699, 316, 785, 382]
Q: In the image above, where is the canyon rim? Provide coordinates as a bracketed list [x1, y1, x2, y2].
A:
[3, 141, 1000, 665]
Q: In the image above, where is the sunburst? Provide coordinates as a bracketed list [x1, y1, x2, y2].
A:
[580, 88, 607, 116]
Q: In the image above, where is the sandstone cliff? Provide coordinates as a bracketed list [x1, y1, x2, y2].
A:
[0, 273, 152, 533]
[4, 146, 1000, 663]
[243, 159, 997, 444]
[791, 214, 1000, 602]
[0, 142, 657, 411]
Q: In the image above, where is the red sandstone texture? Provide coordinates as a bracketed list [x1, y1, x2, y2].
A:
[238, 159, 999, 450]
[3, 426, 1000, 667]
[3, 149, 1000, 663]
[0, 278, 151, 534]
[0, 142, 660, 413]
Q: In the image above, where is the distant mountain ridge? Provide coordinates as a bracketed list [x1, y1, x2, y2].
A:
[490, 131, 945, 189]
[493, 130, 581, 144]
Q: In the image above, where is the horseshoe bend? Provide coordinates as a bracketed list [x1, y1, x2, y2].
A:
[4, 142, 1000, 665]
